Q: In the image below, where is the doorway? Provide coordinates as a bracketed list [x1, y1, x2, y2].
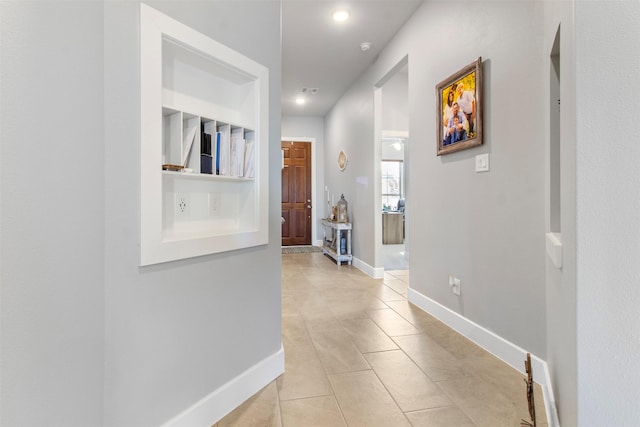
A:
[381, 136, 408, 270]
[281, 140, 312, 246]
[374, 58, 409, 272]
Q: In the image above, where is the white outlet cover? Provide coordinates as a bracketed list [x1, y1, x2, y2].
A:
[453, 278, 461, 295]
[209, 193, 221, 217]
[475, 153, 489, 172]
[175, 193, 190, 217]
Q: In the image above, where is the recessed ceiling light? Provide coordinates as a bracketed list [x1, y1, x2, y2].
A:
[295, 97, 306, 105]
[333, 10, 349, 22]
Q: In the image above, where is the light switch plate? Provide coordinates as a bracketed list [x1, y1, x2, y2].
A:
[475, 153, 489, 172]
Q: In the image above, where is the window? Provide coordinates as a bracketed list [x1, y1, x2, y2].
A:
[381, 160, 403, 210]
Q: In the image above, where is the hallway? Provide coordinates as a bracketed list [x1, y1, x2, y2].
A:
[215, 252, 546, 426]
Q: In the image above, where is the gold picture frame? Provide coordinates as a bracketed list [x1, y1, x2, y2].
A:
[436, 57, 483, 156]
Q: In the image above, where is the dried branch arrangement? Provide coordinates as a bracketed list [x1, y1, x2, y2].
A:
[521, 353, 536, 427]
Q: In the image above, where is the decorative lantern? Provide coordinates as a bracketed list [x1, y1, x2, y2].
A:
[337, 194, 348, 223]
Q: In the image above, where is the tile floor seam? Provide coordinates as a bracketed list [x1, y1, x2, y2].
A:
[388, 335, 441, 384]
[365, 359, 415, 426]
[275, 385, 284, 427]
[432, 375, 506, 427]
[277, 391, 335, 402]
[317, 367, 351, 427]
[402, 403, 459, 414]
[325, 384, 349, 427]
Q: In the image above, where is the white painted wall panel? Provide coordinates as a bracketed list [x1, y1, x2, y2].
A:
[575, 1, 640, 425]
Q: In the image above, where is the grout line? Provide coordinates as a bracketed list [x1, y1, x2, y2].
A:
[277, 392, 335, 403]
[366, 359, 414, 426]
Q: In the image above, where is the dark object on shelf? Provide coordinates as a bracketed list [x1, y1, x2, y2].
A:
[201, 154, 213, 174]
[162, 164, 184, 171]
[201, 132, 212, 155]
[521, 353, 536, 427]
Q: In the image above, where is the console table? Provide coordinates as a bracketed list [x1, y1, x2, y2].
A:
[321, 219, 352, 265]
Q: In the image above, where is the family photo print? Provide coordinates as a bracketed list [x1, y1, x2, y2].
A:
[436, 57, 483, 155]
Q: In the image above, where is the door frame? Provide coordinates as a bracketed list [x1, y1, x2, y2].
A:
[373, 56, 409, 272]
[281, 136, 318, 246]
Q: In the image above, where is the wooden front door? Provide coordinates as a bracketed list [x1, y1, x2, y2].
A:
[281, 141, 312, 246]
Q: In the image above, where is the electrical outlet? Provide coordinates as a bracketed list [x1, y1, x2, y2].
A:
[453, 278, 461, 296]
[449, 275, 461, 296]
[175, 193, 190, 218]
[209, 193, 221, 217]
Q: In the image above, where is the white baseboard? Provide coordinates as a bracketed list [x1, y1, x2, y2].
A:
[353, 256, 384, 279]
[407, 288, 559, 427]
[162, 345, 285, 427]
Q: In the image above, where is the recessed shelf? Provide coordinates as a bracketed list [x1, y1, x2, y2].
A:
[140, 4, 269, 266]
[161, 170, 255, 182]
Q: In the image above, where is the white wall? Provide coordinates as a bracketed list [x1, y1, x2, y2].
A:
[104, 2, 282, 425]
[575, 1, 640, 425]
[381, 69, 409, 135]
[0, 2, 105, 425]
[325, 73, 379, 265]
[543, 2, 577, 425]
[281, 115, 326, 239]
[1, 1, 282, 426]
[325, 0, 547, 356]
[381, 70, 408, 161]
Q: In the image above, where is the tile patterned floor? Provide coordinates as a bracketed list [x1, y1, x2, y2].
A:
[214, 253, 547, 427]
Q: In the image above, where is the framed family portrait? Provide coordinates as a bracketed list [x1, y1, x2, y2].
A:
[436, 57, 483, 156]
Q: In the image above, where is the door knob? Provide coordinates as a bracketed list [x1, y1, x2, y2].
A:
[307, 205, 312, 208]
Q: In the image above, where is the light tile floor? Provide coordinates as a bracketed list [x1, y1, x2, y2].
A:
[215, 253, 546, 427]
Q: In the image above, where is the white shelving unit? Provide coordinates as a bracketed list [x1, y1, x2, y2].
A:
[321, 220, 353, 265]
[140, 4, 269, 266]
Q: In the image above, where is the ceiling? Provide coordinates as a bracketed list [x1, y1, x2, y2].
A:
[281, 0, 423, 117]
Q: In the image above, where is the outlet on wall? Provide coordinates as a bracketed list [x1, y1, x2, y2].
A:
[209, 193, 221, 217]
[449, 274, 461, 296]
[453, 277, 461, 296]
[175, 193, 190, 218]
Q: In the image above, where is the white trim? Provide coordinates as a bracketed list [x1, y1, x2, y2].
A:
[373, 56, 409, 272]
[353, 256, 385, 279]
[407, 288, 559, 427]
[545, 232, 563, 269]
[381, 130, 410, 139]
[161, 345, 285, 427]
[373, 88, 383, 269]
[281, 137, 317, 244]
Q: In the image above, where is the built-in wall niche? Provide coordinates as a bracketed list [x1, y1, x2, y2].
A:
[140, 4, 269, 266]
[546, 24, 562, 269]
